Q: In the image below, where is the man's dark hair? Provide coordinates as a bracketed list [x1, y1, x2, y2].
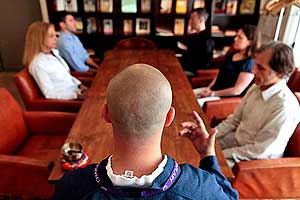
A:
[54, 11, 72, 30]
[191, 8, 208, 22]
[257, 42, 295, 77]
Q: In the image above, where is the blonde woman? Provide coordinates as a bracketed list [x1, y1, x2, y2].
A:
[23, 21, 87, 100]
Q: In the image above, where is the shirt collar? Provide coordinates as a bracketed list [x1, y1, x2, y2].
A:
[106, 155, 168, 188]
[59, 31, 75, 39]
[261, 79, 287, 101]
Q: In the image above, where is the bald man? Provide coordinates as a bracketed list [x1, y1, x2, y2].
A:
[53, 64, 238, 200]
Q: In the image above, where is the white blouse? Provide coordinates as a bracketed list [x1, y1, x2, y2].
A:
[29, 49, 81, 100]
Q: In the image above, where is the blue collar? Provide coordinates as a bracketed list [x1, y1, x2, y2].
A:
[94, 155, 181, 197]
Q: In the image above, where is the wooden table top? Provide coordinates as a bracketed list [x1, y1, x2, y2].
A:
[48, 49, 233, 183]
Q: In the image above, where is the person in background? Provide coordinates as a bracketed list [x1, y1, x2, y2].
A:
[184, 42, 300, 167]
[53, 64, 238, 200]
[23, 21, 87, 100]
[179, 8, 215, 75]
[57, 12, 100, 72]
[194, 24, 261, 107]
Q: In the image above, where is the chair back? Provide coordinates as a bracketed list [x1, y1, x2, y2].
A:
[287, 69, 300, 92]
[284, 123, 300, 157]
[114, 37, 157, 50]
[0, 88, 28, 154]
[14, 68, 43, 109]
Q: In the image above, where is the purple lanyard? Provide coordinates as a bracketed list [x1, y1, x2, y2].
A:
[93, 160, 181, 197]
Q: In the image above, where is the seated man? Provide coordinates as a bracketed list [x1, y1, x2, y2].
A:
[179, 8, 214, 75]
[185, 42, 300, 167]
[53, 64, 238, 199]
[57, 13, 100, 72]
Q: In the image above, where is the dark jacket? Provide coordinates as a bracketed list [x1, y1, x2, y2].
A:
[53, 156, 238, 200]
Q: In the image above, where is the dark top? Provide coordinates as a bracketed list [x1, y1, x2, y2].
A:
[211, 53, 254, 91]
[182, 30, 215, 72]
[53, 155, 238, 200]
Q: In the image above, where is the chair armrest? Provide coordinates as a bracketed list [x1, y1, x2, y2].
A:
[27, 98, 82, 113]
[23, 111, 76, 135]
[232, 158, 300, 199]
[196, 69, 219, 77]
[0, 154, 54, 198]
[190, 77, 214, 88]
[71, 70, 95, 77]
[77, 76, 93, 87]
[203, 97, 241, 126]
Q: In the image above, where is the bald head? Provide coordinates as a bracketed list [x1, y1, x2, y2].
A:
[107, 64, 173, 138]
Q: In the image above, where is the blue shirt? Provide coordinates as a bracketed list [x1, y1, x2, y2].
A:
[212, 54, 254, 92]
[53, 156, 238, 199]
[57, 32, 90, 72]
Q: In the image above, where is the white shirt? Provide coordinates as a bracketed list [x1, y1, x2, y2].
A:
[29, 49, 81, 100]
[106, 155, 168, 188]
[216, 80, 300, 161]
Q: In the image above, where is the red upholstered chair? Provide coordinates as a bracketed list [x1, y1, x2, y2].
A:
[0, 87, 76, 198]
[203, 97, 241, 126]
[190, 69, 219, 88]
[114, 37, 157, 50]
[287, 68, 300, 92]
[232, 123, 300, 199]
[14, 68, 82, 112]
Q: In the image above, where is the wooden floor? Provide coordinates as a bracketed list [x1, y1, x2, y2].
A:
[0, 72, 24, 109]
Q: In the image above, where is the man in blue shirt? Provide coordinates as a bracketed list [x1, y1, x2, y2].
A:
[57, 13, 100, 72]
[53, 64, 238, 199]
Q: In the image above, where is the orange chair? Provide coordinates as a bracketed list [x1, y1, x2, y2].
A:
[203, 97, 241, 126]
[114, 37, 157, 50]
[14, 68, 82, 112]
[232, 123, 300, 199]
[190, 69, 219, 88]
[287, 68, 300, 92]
[0, 87, 76, 198]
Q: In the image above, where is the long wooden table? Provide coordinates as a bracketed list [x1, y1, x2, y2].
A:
[48, 49, 233, 183]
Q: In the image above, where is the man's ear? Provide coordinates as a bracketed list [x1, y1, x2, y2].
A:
[164, 107, 175, 127]
[59, 21, 65, 29]
[102, 104, 112, 123]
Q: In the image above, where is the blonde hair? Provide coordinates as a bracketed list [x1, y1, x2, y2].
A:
[22, 21, 54, 66]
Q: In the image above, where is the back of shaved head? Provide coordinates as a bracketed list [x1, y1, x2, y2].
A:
[107, 64, 172, 138]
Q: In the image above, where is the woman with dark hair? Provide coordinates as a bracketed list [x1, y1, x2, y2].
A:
[194, 24, 261, 106]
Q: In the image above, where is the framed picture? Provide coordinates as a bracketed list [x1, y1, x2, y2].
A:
[121, 0, 137, 13]
[141, 0, 151, 13]
[176, 0, 187, 14]
[65, 0, 78, 12]
[160, 0, 172, 13]
[75, 17, 83, 33]
[84, 0, 96, 12]
[226, 0, 238, 15]
[214, 0, 226, 13]
[240, 0, 256, 15]
[123, 19, 133, 35]
[174, 18, 185, 35]
[136, 18, 150, 35]
[103, 19, 113, 35]
[99, 0, 113, 13]
[86, 17, 97, 34]
[193, 0, 205, 9]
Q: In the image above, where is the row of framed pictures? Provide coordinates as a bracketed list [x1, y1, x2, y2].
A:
[215, 0, 257, 15]
[54, 0, 205, 14]
[75, 17, 186, 36]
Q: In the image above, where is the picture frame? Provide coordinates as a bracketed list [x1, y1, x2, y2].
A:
[136, 18, 151, 35]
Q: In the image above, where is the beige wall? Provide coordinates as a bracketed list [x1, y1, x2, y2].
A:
[0, 1, 42, 71]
